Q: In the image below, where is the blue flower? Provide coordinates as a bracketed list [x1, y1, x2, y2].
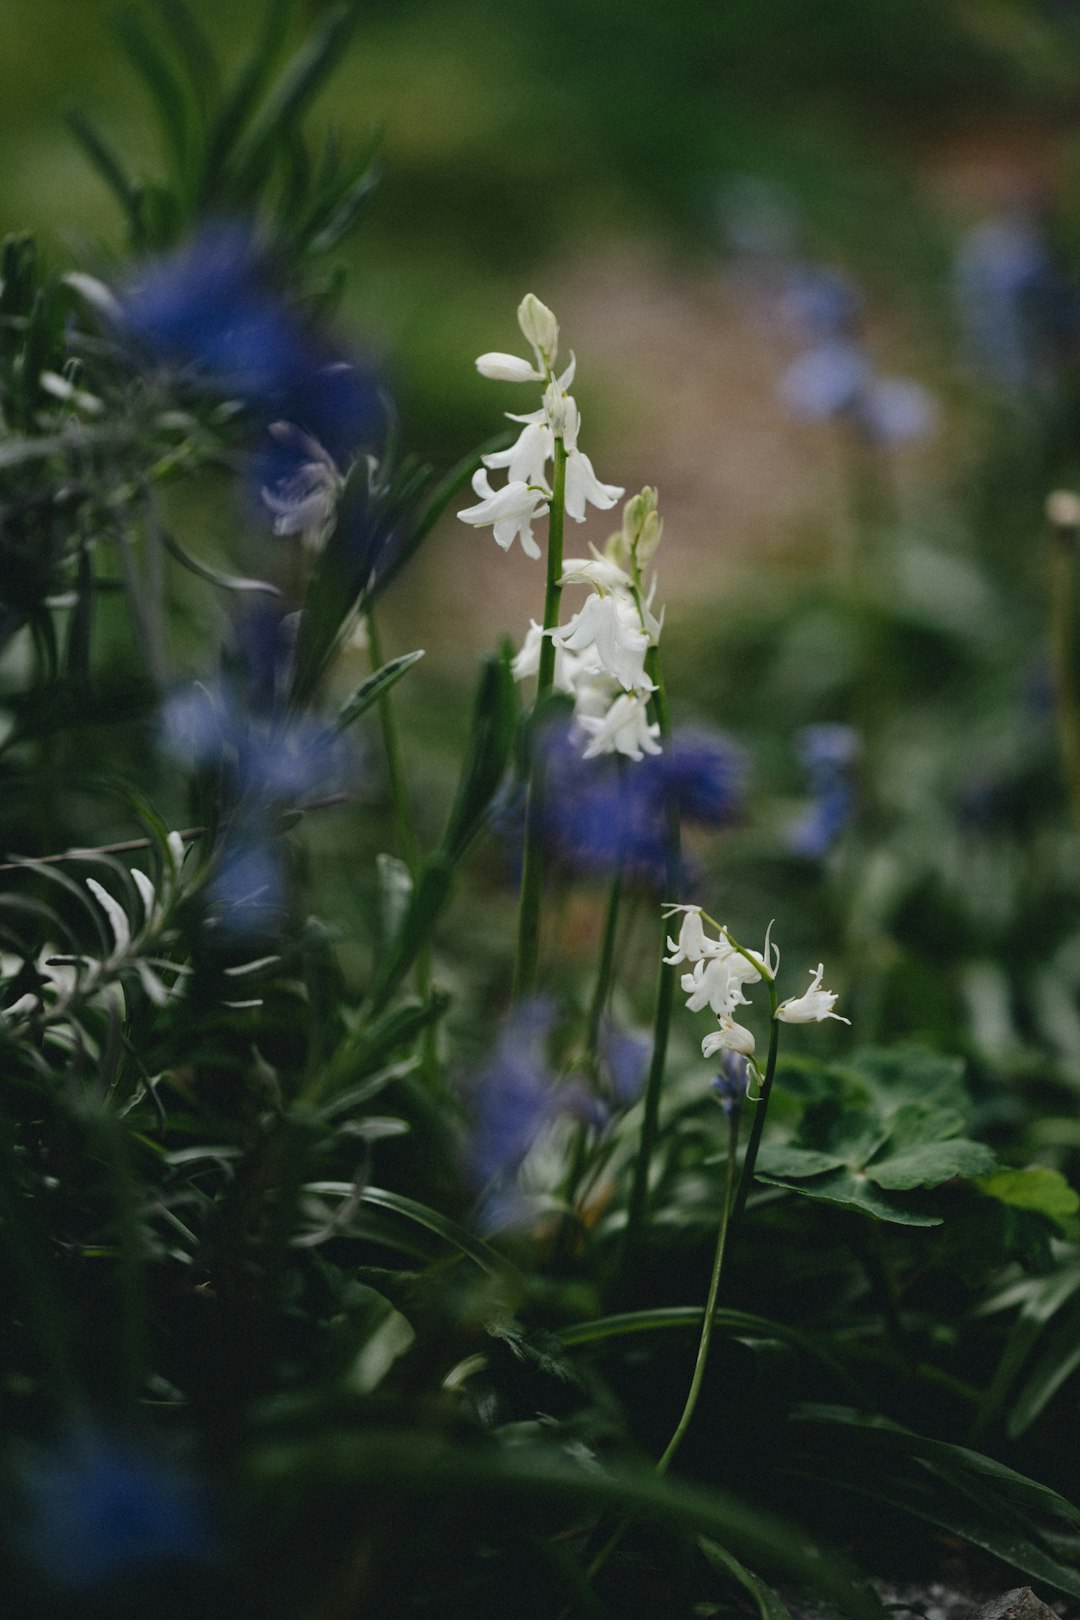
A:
[464, 998, 559, 1194]
[780, 264, 864, 343]
[523, 718, 746, 887]
[121, 223, 383, 475]
[786, 723, 859, 859]
[601, 1020, 650, 1105]
[16, 1427, 212, 1590]
[954, 213, 1079, 394]
[206, 833, 287, 939]
[712, 1050, 749, 1116]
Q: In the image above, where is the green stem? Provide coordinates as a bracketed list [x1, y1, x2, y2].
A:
[731, 977, 780, 1225]
[367, 608, 421, 879]
[367, 609, 437, 1079]
[586, 855, 624, 1073]
[513, 438, 568, 1000]
[584, 1105, 741, 1592]
[1049, 519, 1080, 848]
[657, 1107, 740, 1474]
[621, 646, 677, 1275]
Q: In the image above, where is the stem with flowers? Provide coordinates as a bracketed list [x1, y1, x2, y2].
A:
[513, 436, 568, 1000]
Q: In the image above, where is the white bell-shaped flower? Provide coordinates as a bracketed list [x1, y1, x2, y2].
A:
[775, 964, 850, 1024]
[548, 593, 651, 691]
[458, 468, 550, 560]
[663, 905, 724, 965]
[578, 691, 661, 760]
[702, 1015, 757, 1059]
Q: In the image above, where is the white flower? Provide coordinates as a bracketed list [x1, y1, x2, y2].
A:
[482, 415, 553, 485]
[681, 952, 755, 1017]
[578, 691, 661, 760]
[458, 468, 550, 560]
[662, 905, 724, 965]
[560, 551, 634, 592]
[475, 351, 544, 383]
[548, 592, 651, 691]
[564, 449, 624, 522]
[552, 395, 623, 521]
[702, 1015, 757, 1059]
[511, 620, 582, 694]
[775, 963, 850, 1024]
[569, 664, 621, 719]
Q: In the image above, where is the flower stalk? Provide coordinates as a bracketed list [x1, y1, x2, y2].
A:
[513, 437, 568, 1000]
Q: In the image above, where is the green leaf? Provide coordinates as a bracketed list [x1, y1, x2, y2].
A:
[440, 650, 517, 863]
[64, 109, 145, 242]
[848, 1046, 969, 1114]
[159, 526, 281, 596]
[112, 5, 192, 173]
[227, 4, 357, 201]
[977, 1167, 1080, 1231]
[200, 0, 290, 200]
[248, 1429, 885, 1620]
[790, 1405, 1080, 1598]
[558, 1308, 867, 1401]
[698, 1538, 793, 1620]
[755, 1165, 944, 1225]
[306, 1182, 517, 1283]
[334, 649, 424, 733]
[865, 1113, 995, 1190]
[1009, 1297, 1080, 1437]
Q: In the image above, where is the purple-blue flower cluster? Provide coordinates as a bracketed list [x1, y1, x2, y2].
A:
[954, 212, 1080, 397]
[15, 1427, 212, 1590]
[786, 722, 860, 859]
[509, 718, 745, 888]
[777, 263, 938, 446]
[161, 603, 352, 935]
[121, 223, 383, 488]
[463, 999, 603, 1230]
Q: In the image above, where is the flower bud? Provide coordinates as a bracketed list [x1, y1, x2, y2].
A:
[476, 351, 542, 383]
[623, 486, 663, 564]
[543, 379, 570, 436]
[517, 294, 559, 370]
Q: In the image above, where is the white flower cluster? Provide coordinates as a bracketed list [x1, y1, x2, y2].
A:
[513, 488, 666, 761]
[664, 904, 849, 1062]
[458, 294, 624, 560]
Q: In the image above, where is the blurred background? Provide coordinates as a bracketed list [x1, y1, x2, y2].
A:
[7, 0, 1080, 652]
[9, 0, 1080, 1059]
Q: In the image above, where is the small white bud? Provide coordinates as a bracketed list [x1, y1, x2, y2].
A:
[517, 294, 559, 370]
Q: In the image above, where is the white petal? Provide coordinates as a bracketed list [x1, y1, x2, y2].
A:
[475, 352, 543, 383]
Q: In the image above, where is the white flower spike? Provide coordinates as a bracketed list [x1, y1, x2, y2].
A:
[775, 964, 850, 1025]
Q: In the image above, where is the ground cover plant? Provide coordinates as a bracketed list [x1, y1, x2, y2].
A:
[3, 4, 1080, 1618]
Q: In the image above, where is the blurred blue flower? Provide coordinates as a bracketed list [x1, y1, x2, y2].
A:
[780, 340, 937, 445]
[517, 718, 745, 888]
[465, 998, 559, 1194]
[601, 1019, 650, 1105]
[786, 722, 860, 859]
[206, 833, 287, 939]
[16, 1427, 212, 1590]
[953, 213, 1077, 394]
[160, 678, 348, 810]
[121, 223, 383, 477]
[780, 265, 864, 343]
[712, 1050, 749, 1116]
